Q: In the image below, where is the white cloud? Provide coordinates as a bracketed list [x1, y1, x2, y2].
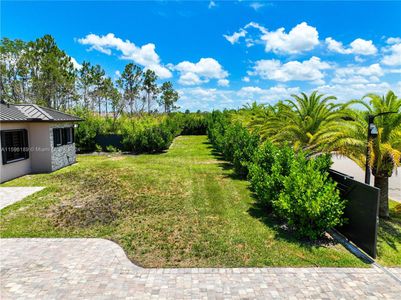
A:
[332, 63, 384, 85]
[178, 72, 205, 86]
[238, 85, 300, 102]
[217, 79, 230, 87]
[245, 22, 268, 34]
[316, 82, 400, 102]
[258, 22, 319, 54]
[382, 43, 401, 66]
[250, 2, 265, 11]
[223, 29, 247, 44]
[70, 57, 82, 70]
[208, 1, 216, 9]
[78, 33, 172, 79]
[242, 76, 250, 82]
[249, 56, 330, 84]
[174, 58, 229, 86]
[386, 37, 401, 44]
[335, 63, 383, 78]
[325, 37, 377, 55]
[177, 85, 301, 111]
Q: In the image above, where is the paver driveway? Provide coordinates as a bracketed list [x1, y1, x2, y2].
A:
[0, 187, 44, 210]
[1, 238, 401, 299]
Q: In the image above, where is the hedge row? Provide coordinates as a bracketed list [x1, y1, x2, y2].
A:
[207, 111, 346, 240]
[73, 110, 208, 153]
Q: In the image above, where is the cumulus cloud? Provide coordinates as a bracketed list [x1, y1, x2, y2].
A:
[174, 58, 229, 86]
[325, 37, 377, 55]
[331, 63, 384, 85]
[386, 37, 401, 44]
[259, 22, 319, 54]
[316, 82, 399, 102]
[177, 85, 301, 111]
[242, 76, 250, 82]
[249, 56, 330, 84]
[78, 33, 172, 79]
[223, 29, 247, 44]
[381, 42, 401, 66]
[228, 22, 318, 54]
[218, 79, 230, 87]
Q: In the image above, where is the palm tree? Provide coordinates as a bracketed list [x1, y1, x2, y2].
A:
[318, 91, 401, 218]
[249, 91, 346, 152]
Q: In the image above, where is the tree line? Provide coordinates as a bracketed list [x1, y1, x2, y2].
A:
[0, 35, 179, 115]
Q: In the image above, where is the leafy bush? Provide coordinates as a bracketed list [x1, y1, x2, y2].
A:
[248, 141, 277, 206]
[106, 145, 119, 152]
[273, 153, 345, 239]
[207, 112, 346, 240]
[232, 128, 260, 176]
[180, 113, 208, 135]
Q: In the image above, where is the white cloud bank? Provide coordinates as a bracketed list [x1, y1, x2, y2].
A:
[249, 56, 330, 84]
[78, 33, 172, 79]
[174, 58, 229, 86]
[381, 40, 401, 66]
[238, 21, 319, 54]
[325, 37, 377, 55]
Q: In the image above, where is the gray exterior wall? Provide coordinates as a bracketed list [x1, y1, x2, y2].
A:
[49, 123, 76, 171]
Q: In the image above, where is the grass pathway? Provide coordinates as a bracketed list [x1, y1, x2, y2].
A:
[1, 136, 366, 267]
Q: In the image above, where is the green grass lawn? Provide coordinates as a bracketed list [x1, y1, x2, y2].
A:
[377, 200, 401, 266]
[0, 136, 368, 267]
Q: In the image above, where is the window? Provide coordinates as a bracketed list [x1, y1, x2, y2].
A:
[53, 127, 74, 147]
[53, 128, 62, 147]
[64, 127, 73, 144]
[1, 130, 29, 164]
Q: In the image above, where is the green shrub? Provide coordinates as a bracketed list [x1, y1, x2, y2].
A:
[180, 113, 208, 135]
[105, 145, 119, 152]
[248, 141, 277, 206]
[95, 144, 102, 152]
[273, 153, 345, 239]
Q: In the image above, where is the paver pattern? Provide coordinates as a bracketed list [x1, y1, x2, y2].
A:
[1, 239, 400, 299]
[0, 187, 44, 210]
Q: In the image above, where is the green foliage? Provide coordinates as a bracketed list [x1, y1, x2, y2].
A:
[73, 111, 207, 154]
[208, 113, 346, 239]
[274, 154, 345, 240]
[105, 145, 119, 153]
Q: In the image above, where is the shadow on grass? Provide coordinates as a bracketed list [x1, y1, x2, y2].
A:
[205, 139, 370, 265]
[378, 206, 401, 251]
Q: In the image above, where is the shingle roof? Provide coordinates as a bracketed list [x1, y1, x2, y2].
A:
[0, 103, 82, 122]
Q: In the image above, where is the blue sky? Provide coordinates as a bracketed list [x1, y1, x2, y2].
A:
[2, 1, 401, 111]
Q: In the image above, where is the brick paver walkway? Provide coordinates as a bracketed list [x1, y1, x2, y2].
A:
[0, 187, 44, 210]
[1, 239, 400, 299]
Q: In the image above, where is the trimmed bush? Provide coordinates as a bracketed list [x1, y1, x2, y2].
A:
[273, 154, 345, 239]
[207, 112, 346, 240]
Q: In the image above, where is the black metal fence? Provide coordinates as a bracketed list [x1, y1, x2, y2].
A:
[95, 134, 123, 150]
[329, 169, 380, 258]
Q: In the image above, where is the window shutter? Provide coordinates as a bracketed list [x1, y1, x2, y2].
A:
[23, 129, 29, 159]
[72, 127, 75, 143]
[62, 128, 68, 145]
[53, 128, 58, 147]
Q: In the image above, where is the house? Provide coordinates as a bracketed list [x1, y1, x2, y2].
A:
[0, 101, 82, 183]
